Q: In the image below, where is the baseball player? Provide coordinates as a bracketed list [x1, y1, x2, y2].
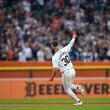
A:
[49, 33, 84, 105]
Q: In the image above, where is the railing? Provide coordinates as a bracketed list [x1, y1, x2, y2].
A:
[0, 65, 110, 78]
[0, 65, 110, 70]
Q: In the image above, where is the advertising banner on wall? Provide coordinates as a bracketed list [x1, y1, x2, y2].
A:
[0, 78, 110, 99]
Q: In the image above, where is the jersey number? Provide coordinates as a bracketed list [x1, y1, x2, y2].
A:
[61, 55, 70, 66]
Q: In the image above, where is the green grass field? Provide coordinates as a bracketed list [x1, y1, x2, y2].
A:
[0, 98, 110, 110]
[1, 106, 110, 110]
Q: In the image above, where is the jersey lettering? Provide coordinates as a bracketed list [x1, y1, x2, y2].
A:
[61, 55, 70, 66]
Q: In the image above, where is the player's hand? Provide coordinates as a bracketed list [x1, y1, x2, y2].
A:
[72, 32, 77, 38]
[49, 78, 53, 82]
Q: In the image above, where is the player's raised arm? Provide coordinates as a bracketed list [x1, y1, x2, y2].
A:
[63, 32, 77, 52]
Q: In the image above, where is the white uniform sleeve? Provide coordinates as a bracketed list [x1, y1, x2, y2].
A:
[62, 38, 75, 53]
[52, 56, 59, 68]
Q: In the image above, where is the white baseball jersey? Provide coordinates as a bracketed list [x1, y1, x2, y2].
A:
[52, 38, 75, 73]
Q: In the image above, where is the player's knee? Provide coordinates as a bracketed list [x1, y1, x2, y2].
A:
[64, 88, 70, 94]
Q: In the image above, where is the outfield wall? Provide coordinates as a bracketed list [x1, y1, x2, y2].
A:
[0, 78, 110, 99]
[0, 61, 110, 99]
[0, 61, 110, 78]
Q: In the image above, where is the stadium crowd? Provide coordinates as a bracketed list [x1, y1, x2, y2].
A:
[0, 0, 110, 62]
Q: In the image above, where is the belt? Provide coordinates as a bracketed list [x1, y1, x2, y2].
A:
[61, 67, 73, 74]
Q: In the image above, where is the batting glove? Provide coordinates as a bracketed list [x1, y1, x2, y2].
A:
[72, 32, 77, 38]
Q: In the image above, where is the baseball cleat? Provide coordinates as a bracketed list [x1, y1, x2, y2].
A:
[73, 101, 83, 106]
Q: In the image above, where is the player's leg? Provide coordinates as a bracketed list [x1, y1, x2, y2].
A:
[67, 69, 83, 105]
[62, 71, 81, 103]
[69, 70, 80, 90]
[71, 70, 85, 96]
[71, 84, 85, 96]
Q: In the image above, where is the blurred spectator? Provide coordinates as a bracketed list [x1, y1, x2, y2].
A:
[44, 46, 52, 60]
[18, 48, 27, 62]
[37, 48, 45, 62]
[0, 0, 110, 62]
[20, 0, 31, 13]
